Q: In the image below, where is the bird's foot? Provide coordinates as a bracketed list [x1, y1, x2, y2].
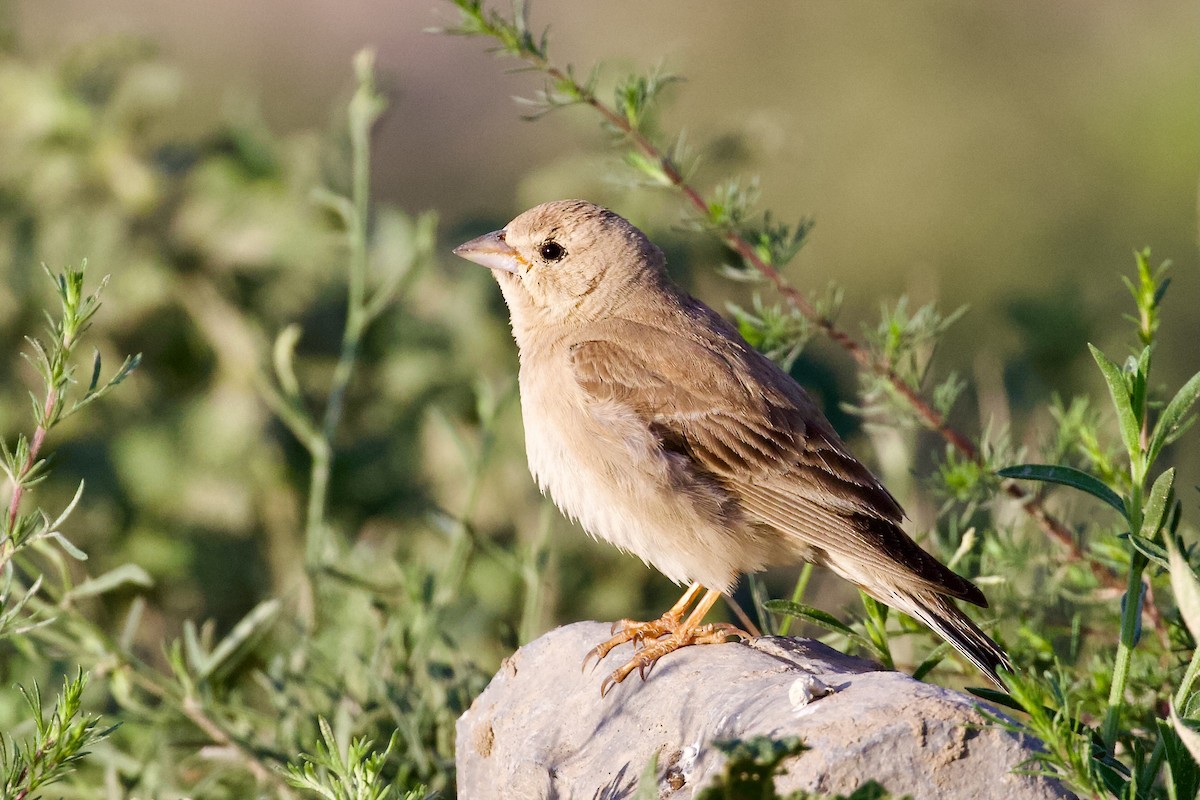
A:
[582, 584, 748, 695]
[598, 622, 748, 696]
[581, 611, 684, 673]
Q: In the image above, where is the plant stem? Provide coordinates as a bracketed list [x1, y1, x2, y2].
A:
[1100, 342, 1156, 753]
[320, 92, 371, 446]
[1, 388, 58, 575]
[434, 422, 493, 610]
[519, 501, 554, 645]
[303, 437, 333, 570]
[304, 60, 376, 571]
[778, 563, 814, 637]
[1102, 549, 1147, 752]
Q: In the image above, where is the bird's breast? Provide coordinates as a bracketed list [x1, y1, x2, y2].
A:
[518, 357, 656, 522]
[514, 349, 761, 591]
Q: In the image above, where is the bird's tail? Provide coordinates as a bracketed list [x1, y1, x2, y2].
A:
[897, 591, 1014, 689]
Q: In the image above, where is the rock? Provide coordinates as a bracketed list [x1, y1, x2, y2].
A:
[456, 621, 1074, 799]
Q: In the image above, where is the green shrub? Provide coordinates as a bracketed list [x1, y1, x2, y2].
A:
[0, 3, 1196, 799]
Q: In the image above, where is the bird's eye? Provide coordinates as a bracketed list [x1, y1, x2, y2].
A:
[539, 240, 566, 262]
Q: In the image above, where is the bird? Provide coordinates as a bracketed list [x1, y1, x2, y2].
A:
[453, 199, 1013, 694]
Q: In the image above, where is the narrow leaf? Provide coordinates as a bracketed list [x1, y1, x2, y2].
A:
[1140, 468, 1175, 540]
[86, 348, 103, 394]
[1171, 702, 1200, 769]
[968, 687, 1024, 713]
[1154, 276, 1172, 307]
[1089, 343, 1141, 463]
[997, 463, 1126, 516]
[1149, 371, 1200, 464]
[43, 531, 88, 561]
[762, 599, 884, 659]
[912, 641, 951, 682]
[196, 598, 281, 682]
[119, 596, 146, 653]
[48, 480, 87, 532]
[1129, 347, 1151, 433]
[1166, 415, 1198, 448]
[182, 620, 208, 676]
[273, 324, 304, 401]
[0, 575, 43, 626]
[65, 564, 154, 601]
[1158, 718, 1200, 800]
[1168, 538, 1200, 641]
[763, 599, 857, 638]
[1126, 534, 1169, 569]
[860, 592, 889, 626]
[631, 749, 660, 800]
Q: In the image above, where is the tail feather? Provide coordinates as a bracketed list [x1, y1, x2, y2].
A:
[900, 592, 1014, 689]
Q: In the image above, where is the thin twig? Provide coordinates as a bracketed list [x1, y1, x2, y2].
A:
[725, 594, 762, 638]
[181, 696, 278, 787]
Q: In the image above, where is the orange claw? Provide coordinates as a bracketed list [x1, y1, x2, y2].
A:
[579, 608, 687, 673]
[598, 621, 748, 694]
[582, 584, 751, 696]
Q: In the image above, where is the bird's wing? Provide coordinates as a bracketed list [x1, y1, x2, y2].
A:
[569, 314, 984, 606]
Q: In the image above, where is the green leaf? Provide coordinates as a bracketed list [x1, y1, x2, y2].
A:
[1154, 276, 1173, 307]
[968, 687, 1024, 714]
[1126, 534, 1169, 569]
[1171, 702, 1200, 772]
[697, 737, 808, 800]
[47, 480, 86, 532]
[997, 463, 1126, 516]
[43, 531, 88, 561]
[1140, 468, 1175, 540]
[763, 599, 858, 639]
[763, 599, 882, 657]
[1089, 343, 1141, 464]
[1148, 370, 1200, 465]
[119, 597, 146, 653]
[65, 564, 154, 601]
[860, 592, 889, 626]
[195, 599, 281, 683]
[630, 750, 660, 800]
[1168, 538, 1200, 641]
[181, 620, 207, 676]
[1129, 347, 1151, 432]
[858, 591, 893, 666]
[1158, 717, 1200, 800]
[911, 641, 951, 682]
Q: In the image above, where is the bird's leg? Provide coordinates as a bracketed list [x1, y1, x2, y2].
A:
[582, 582, 705, 672]
[593, 587, 751, 695]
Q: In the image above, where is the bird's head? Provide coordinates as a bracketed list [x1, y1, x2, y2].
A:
[453, 200, 666, 331]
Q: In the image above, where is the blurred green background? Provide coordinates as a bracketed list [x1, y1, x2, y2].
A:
[2, 0, 1197, 668]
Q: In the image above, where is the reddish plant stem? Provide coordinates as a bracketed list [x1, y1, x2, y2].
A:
[2, 389, 58, 565]
[181, 696, 274, 784]
[541, 63, 1163, 633]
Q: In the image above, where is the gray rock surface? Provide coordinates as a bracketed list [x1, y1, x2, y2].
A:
[456, 621, 1074, 799]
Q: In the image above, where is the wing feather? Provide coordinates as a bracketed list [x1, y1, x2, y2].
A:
[569, 312, 984, 606]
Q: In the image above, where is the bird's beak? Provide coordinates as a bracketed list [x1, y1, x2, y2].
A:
[453, 230, 523, 275]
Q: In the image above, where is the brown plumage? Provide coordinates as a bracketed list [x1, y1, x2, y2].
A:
[454, 199, 1012, 691]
